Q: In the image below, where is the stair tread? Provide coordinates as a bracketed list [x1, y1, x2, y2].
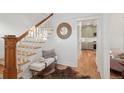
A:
[17, 53, 36, 56]
[17, 51, 36, 56]
[18, 61, 30, 66]
[18, 45, 41, 49]
[22, 41, 45, 43]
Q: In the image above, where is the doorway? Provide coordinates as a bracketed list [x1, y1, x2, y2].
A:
[77, 17, 101, 79]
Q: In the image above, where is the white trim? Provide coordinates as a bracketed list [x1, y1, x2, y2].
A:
[77, 15, 103, 78]
[76, 15, 100, 22]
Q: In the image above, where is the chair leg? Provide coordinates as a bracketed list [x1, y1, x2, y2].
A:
[55, 63, 57, 70]
[31, 70, 35, 78]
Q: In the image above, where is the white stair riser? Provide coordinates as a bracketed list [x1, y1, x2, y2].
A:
[16, 27, 53, 78]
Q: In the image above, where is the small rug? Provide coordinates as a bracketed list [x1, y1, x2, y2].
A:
[33, 67, 91, 79]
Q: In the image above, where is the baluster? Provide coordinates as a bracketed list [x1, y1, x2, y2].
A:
[37, 27, 40, 40]
[32, 30, 34, 38]
[19, 49, 22, 64]
[35, 28, 37, 43]
[35, 28, 38, 42]
[17, 43, 21, 65]
[36, 28, 38, 42]
[32, 30, 34, 39]
[35, 28, 38, 38]
[18, 50, 20, 65]
[30, 31, 32, 38]
[31, 44, 35, 55]
[26, 51, 28, 62]
[43, 28, 47, 41]
[24, 50, 26, 63]
[21, 49, 23, 64]
[37, 27, 40, 42]
[18, 57, 20, 65]
[22, 50, 25, 64]
[41, 28, 43, 41]
[29, 31, 32, 42]
[41, 28, 44, 41]
[34, 27, 37, 38]
[46, 28, 48, 39]
[28, 30, 31, 38]
[39, 28, 42, 42]
[27, 31, 30, 38]
[22, 49, 24, 64]
[16, 49, 18, 67]
[43, 28, 45, 41]
[33, 30, 36, 42]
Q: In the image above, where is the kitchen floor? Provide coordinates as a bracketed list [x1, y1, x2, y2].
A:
[76, 50, 100, 79]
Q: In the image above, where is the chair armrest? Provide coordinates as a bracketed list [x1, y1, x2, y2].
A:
[54, 56, 58, 61]
[40, 57, 45, 62]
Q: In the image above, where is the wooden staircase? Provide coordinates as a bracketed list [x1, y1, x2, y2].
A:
[2, 13, 53, 79]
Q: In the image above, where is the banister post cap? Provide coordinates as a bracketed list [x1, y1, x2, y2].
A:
[3, 35, 16, 39]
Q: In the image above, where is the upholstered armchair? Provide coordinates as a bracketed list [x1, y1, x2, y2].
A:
[29, 49, 57, 77]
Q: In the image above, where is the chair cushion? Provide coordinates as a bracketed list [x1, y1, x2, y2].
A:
[42, 49, 56, 59]
[30, 62, 45, 71]
[45, 58, 55, 66]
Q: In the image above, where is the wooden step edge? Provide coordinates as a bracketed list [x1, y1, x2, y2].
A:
[33, 47, 41, 49]
[22, 41, 45, 43]
[18, 61, 30, 66]
[18, 46, 41, 49]
[17, 52, 36, 56]
[27, 53, 36, 56]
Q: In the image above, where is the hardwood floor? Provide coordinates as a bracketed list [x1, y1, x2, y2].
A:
[0, 64, 4, 74]
[0, 64, 4, 79]
[56, 50, 100, 79]
[110, 70, 122, 79]
[0, 50, 101, 79]
[76, 50, 101, 79]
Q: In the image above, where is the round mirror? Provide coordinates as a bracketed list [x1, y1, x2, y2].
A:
[57, 23, 72, 39]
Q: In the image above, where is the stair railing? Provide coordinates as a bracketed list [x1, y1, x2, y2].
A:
[3, 13, 53, 79]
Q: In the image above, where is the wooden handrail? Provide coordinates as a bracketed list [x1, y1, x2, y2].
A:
[35, 13, 53, 27]
[17, 30, 29, 42]
[17, 13, 53, 42]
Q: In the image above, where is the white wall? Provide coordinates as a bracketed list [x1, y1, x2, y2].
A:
[50, 13, 99, 67]
[47, 13, 110, 79]
[109, 14, 124, 51]
[0, 13, 50, 57]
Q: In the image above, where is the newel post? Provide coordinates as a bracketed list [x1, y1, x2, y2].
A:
[3, 35, 17, 79]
